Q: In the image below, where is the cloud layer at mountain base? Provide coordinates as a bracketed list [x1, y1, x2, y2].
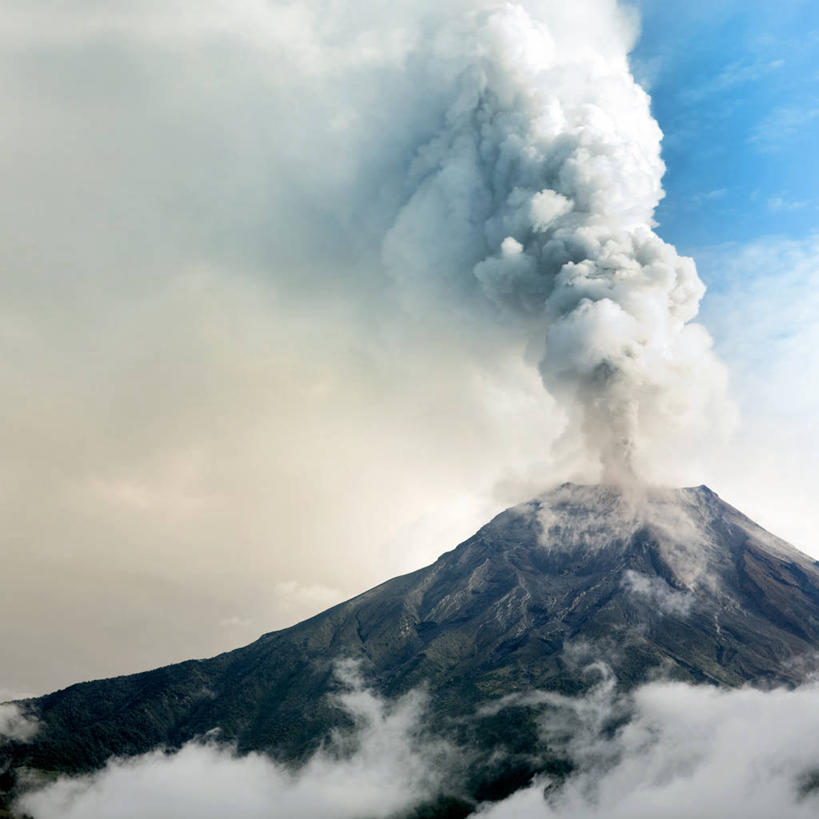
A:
[18, 663, 451, 819]
[481, 680, 819, 818]
[17, 670, 819, 819]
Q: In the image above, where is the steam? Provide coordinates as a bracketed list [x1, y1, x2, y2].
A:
[377, 0, 730, 481]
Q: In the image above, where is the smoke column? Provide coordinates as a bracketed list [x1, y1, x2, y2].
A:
[18, 0, 730, 486]
[376, 0, 729, 481]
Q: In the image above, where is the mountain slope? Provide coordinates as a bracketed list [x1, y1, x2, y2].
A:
[3, 483, 819, 807]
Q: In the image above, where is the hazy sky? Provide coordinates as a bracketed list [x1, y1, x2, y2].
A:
[1, 0, 818, 698]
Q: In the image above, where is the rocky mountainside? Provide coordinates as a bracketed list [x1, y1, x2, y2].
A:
[3, 483, 819, 812]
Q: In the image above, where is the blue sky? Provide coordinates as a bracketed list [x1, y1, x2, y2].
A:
[632, 0, 819, 256]
[628, 1, 819, 551]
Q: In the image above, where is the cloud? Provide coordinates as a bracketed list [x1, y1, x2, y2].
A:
[767, 196, 811, 212]
[479, 680, 819, 818]
[17, 663, 819, 818]
[0, 704, 39, 743]
[689, 188, 728, 206]
[749, 103, 819, 150]
[17, 661, 451, 819]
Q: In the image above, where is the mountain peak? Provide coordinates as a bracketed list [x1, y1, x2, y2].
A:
[490, 481, 808, 576]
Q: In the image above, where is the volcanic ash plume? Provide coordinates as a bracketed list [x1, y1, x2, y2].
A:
[380, 0, 730, 481]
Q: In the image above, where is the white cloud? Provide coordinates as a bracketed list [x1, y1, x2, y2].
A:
[622, 570, 693, 616]
[18, 668, 819, 818]
[749, 103, 819, 150]
[767, 196, 811, 212]
[0, 704, 39, 743]
[17, 662, 450, 819]
[683, 58, 785, 104]
[479, 678, 819, 818]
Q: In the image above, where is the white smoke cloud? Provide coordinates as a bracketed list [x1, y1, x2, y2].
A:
[374, 0, 732, 482]
[6, 0, 727, 488]
[0, 704, 39, 743]
[17, 661, 451, 819]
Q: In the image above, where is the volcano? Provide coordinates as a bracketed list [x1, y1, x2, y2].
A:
[3, 483, 819, 812]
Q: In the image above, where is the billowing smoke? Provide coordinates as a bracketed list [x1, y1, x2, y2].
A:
[373, 0, 730, 481]
[83, 0, 729, 488]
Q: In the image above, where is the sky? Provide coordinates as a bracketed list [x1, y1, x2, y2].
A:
[631, 0, 819, 556]
[0, 0, 818, 699]
[634, 0, 819, 249]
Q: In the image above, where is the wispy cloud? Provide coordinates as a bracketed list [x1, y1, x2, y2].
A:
[767, 196, 812, 212]
[749, 103, 819, 150]
[622, 570, 694, 616]
[17, 662, 452, 819]
[683, 58, 786, 104]
[0, 704, 39, 743]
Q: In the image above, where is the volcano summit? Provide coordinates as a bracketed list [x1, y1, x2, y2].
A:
[3, 483, 819, 813]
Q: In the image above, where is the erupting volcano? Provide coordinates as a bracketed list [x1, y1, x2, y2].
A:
[4, 483, 819, 815]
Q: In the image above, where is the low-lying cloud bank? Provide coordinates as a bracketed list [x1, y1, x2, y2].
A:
[480, 678, 819, 818]
[17, 665, 819, 818]
[18, 661, 451, 819]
